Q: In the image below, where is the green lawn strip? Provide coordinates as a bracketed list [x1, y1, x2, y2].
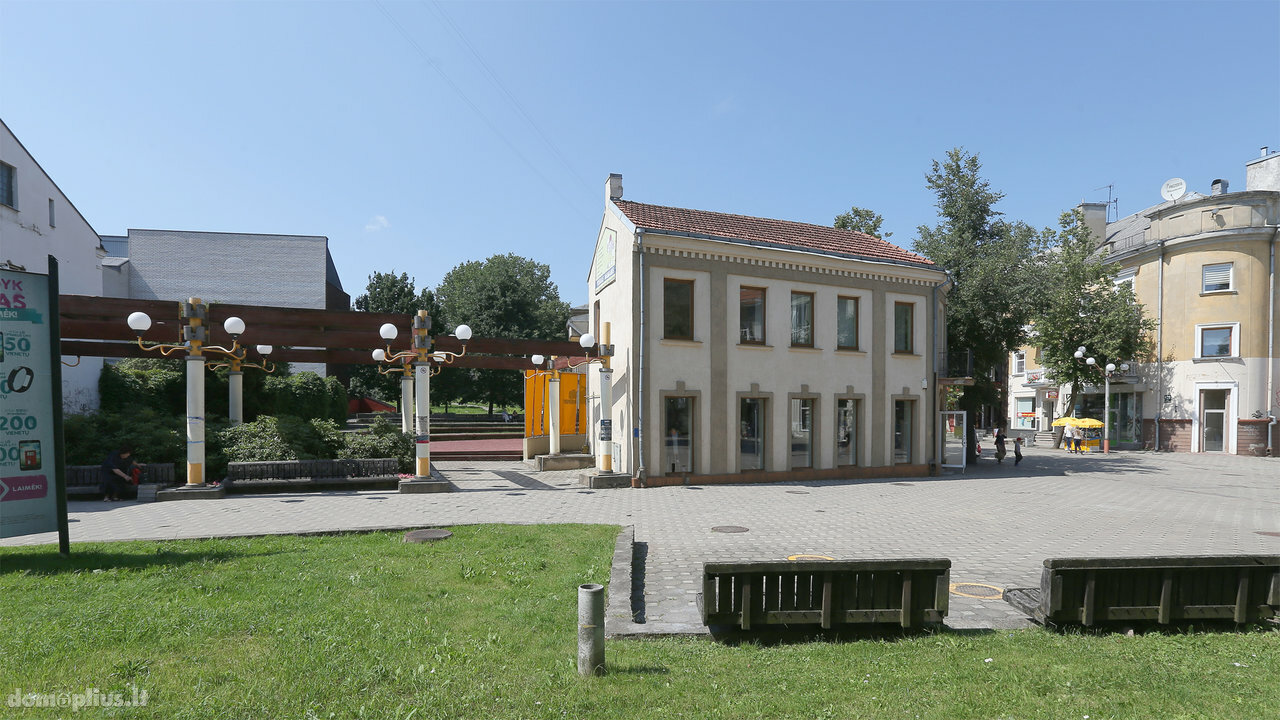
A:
[1, 527, 1274, 719]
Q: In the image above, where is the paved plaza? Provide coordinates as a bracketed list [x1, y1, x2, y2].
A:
[4, 447, 1278, 632]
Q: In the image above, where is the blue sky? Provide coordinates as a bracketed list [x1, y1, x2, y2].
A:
[4, 0, 1277, 308]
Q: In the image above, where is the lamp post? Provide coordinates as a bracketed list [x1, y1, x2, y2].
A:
[571, 322, 615, 473]
[207, 316, 275, 426]
[127, 298, 261, 487]
[1073, 346, 1130, 454]
[377, 310, 471, 480]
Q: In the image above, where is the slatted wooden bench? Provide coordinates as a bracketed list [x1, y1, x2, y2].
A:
[224, 458, 400, 492]
[700, 559, 951, 631]
[1002, 555, 1280, 627]
[66, 463, 177, 500]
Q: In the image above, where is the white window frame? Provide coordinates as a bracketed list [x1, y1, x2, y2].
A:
[1114, 267, 1136, 288]
[0, 161, 15, 209]
[1012, 351, 1025, 375]
[1201, 263, 1233, 294]
[1194, 322, 1239, 360]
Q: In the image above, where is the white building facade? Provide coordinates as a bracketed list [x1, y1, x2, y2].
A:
[586, 175, 950, 484]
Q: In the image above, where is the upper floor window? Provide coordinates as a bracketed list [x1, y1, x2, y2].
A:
[790, 291, 814, 347]
[663, 278, 694, 340]
[0, 162, 14, 209]
[894, 302, 914, 354]
[836, 296, 859, 350]
[48, 198, 55, 227]
[1012, 351, 1025, 375]
[1202, 263, 1232, 293]
[1196, 323, 1238, 359]
[739, 286, 765, 344]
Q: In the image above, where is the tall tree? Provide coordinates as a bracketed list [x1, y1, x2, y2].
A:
[913, 148, 1048, 460]
[1030, 209, 1155, 437]
[348, 271, 439, 404]
[436, 254, 571, 415]
[833, 206, 889, 237]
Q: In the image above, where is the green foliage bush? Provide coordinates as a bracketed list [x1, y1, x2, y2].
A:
[337, 417, 413, 472]
[64, 407, 194, 478]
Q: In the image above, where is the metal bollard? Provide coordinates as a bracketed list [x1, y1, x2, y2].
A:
[577, 583, 605, 676]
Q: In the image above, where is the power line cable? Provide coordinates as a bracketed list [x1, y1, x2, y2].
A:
[427, 0, 595, 197]
[371, 0, 592, 216]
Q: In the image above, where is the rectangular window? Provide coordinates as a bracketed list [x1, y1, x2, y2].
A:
[739, 286, 766, 344]
[894, 399, 915, 463]
[1202, 263, 1232, 293]
[1200, 326, 1233, 358]
[836, 296, 859, 350]
[48, 198, 55, 227]
[1012, 351, 1025, 375]
[664, 396, 694, 473]
[836, 398, 859, 466]
[790, 291, 814, 347]
[789, 397, 814, 468]
[1200, 389, 1227, 453]
[1015, 396, 1036, 429]
[0, 162, 14, 208]
[663, 279, 693, 340]
[739, 397, 766, 471]
[894, 302, 914, 354]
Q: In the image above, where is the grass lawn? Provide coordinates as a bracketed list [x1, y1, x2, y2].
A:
[1, 526, 1276, 719]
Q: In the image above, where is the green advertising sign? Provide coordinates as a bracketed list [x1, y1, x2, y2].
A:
[1, 259, 68, 548]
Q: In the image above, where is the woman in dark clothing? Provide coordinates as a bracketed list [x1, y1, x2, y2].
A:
[99, 444, 141, 501]
[994, 427, 1008, 464]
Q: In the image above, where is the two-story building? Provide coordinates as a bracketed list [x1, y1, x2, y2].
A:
[1007, 150, 1280, 456]
[586, 174, 951, 485]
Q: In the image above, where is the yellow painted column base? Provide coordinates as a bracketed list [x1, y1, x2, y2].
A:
[416, 456, 431, 478]
[186, 463, 204, 486]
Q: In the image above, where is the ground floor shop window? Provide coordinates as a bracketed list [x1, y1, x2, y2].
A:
[836, 398, 859, 466]
[664, 396, 694, 473]
[1014, 396, 1036, 430]
[1077, 392, 1142, 445]
[739, 397, 766, 471]
[790, 398, 814, 468]
[894, 399, 914, 463]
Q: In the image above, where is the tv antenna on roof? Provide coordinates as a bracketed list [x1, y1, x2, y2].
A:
[1093, 184, 1119, 222]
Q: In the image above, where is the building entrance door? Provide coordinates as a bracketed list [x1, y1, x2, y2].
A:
[940, 411, 966, 471]
[1200, 389, 1228, 453]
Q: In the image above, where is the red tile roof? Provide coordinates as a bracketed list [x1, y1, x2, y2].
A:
[612, 199, 934, 267]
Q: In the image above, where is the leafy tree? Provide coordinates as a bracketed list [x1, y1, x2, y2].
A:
[349, 271, 440, 404]
[913, 148, 1049, 460]
[833, 205, 889, 237]
[1029, 209, 1155, 441]
[436, 254, 571, 415]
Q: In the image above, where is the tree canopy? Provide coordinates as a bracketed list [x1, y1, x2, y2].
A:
[348, 271, 439, 403]
[833, 206, 889, 237]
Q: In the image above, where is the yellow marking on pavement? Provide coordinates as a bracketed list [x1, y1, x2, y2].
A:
[787, 554, 835, 561]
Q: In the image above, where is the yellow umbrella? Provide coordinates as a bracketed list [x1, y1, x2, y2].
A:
[1050, 417, 1080, 427]
[1074, 418, 1105, 428]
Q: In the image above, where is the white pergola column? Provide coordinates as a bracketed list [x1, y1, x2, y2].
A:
[414, 361, 431, 478]
[228, 369, 244, 426]
[186, 354, 206, 485]
[400, 369, 413, 434]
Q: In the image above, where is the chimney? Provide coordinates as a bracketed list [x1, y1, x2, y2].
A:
[1210, 178, 1229, 195]
[606, 173, 623, 202]
[1246, 148, 1280, 191]
[1077, 202, 1108, 246]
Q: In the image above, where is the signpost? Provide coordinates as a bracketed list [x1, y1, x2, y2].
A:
[0, 257, 70, 553]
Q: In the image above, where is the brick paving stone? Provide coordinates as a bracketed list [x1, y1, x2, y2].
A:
[5, 449, 1277, 632]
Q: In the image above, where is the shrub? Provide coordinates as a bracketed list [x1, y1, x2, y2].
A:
[216, 416, 299, 463]
[338, 417, 413, 471]
[99, 358, 185, 415]
[64, 408, 187, 477]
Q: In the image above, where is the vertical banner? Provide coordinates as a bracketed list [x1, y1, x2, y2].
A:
[0, 258, 68, 549]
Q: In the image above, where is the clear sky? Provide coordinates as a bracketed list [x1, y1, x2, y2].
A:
[4, 0, 1277, 308]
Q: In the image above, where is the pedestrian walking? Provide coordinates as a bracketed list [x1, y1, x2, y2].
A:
[994, 426, 1007, 464]
[1014, 436, 1024, 466]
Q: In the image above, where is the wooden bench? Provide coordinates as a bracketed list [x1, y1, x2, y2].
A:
[700, 559, 951, 630]
[1003, 555, 1280, 627]
[224, 458, 400, 492]
[66, 463, 177, 501]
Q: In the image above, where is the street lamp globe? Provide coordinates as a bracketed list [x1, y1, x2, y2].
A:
[531, 354, 545, 367]
[1086, 357, 1096, 366]
[127, 312, 152, 333]
[1105, 363, 1116, 373]
[256, 345, 273, 356]
[1073, 349, 1084, 359]
[579, 333, 596, 349]
[454, 324, 472, 341]
[379, 323, 399, 341]
[372, 349, 386, 362]
[223, 316, 246, 337]
[1120, 363, 1130, 372]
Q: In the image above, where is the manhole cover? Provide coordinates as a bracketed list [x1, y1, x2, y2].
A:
[711, 526, 749, 534]
[786, 490, 809, 495]
[404, 529, 453, 544]
[1256, 531, 1280, 538]
[950, 582, 1004, 599]
[685, 486, 703, 490]
[505, 492, 526, 496]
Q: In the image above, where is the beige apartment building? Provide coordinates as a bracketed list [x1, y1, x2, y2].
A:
[1008, 150, 1280, 456]
[585, 174, 951, 485]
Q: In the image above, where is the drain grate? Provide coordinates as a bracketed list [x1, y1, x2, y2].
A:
[711, 525, 749, 534]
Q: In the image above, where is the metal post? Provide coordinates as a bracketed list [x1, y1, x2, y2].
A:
[186, 354, 206, 485]
[549, 370, 562, 455]
[400, 367, 413, 434]
[598, 321, 614, 473]
[228, 368, 244, 426]
[1103, 372, 1111, 454]
[577, 583, 605, 676]
[414, 361, 431, 479]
